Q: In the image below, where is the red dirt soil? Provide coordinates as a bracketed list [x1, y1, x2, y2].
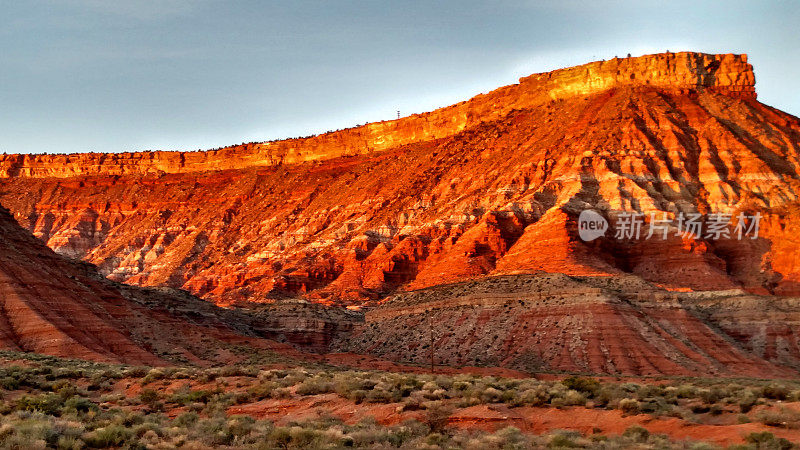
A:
[228, 394, 800, 446]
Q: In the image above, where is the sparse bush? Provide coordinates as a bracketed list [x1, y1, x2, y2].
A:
[519, 385, 550, 406]
[480, 387, 503, 403]
[619, 398, 640, 415]
[16, 393, 63, 415]
[296, 377, 334, 396]
[548, 431, 582, 448]
[141, 369, 164, 384]
[564, 389, 587, 406]
[82, 425, 132, 447]
[139, 389, 159, 406]
[423, 402, 453, 433]
[756, 407, 800, 428]
[745, 431, 793, 449]
[622, 425, 650, 443]
[174, 411, 199, 427]
[562, 376, 600, 396]
[763, 383, 790, 401]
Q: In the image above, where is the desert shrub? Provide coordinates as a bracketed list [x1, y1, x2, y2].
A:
[82, 425, 132, 447]
[248, 381, 277, 400]
[480, 387, 503, 403]
[452, 380, 472, 392]
[548, 430, 582, 448]
[428, 388, 449, 400]
[196, 417, 234, 446]
[53, 367, 85, 380]
[676, 384, 697, 399]
[691, 402, 711, 414]
[594, 384, 625, 407]
[270, 387, 293, 400]
[638, 397, 673, 416]
[739, 389, 759, 413]
[16, 393, 63, 415]
[622, 424, 650, 443]
[636, 384, 665, 400]
[131, 422, 162, 441]
[266, 426, 292, 448]
[286, 426, 324, 448]
[756, 408, 800, 428]
[745, 431, 793, 449]
[123, 367, 148, 378]
[563, 389, 587, 406]
[170, 388, 217, 405]
[296, 377, 334, 396]
[258, 369, 287, 381]
[763, 383, 790, 401]
[63, 396, 96, 414]
[619, 398, 640, 415]
[421, 381, 439, 391]
[196, 368, 220, 383]
[220, 365, 259, 378]
[141, 369, 164, 384]
[0, 417, 62, 448]
[138, 389, 159, 406]
[0, 376, 20, 390]
[227, 415, 255, 438]
[174, 411, 199, 428]
[365, 387, 397, 403]
[168, 369, 194, 380]
[434, 375, 454, 390]
[492, 426, 528, 447]
[56, 435, 84, 450]
[423, 402, 453, 433]
[562, 376, 600, 396]
[518, 385, 550, 406]
[278, 370, 308, 388]
[698, 387, 725, 404]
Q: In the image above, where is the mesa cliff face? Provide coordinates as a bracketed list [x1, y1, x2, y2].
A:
[0, 51, 798, 307]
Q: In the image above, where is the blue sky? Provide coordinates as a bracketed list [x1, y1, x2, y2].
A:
[1, 0, 798, 154]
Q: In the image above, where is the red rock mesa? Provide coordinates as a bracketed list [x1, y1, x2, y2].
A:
[0, 52, 798, 307]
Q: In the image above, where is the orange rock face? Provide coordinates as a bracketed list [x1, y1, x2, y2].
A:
[0, 52, 797, 307]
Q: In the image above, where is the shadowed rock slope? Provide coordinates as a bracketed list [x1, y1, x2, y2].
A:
[0, 204, 299, 365]
[0, 52, 798, 306]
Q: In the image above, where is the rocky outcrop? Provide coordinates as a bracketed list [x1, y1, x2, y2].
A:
[333, 274, 799, 377]
[683, 292, 800, 371]
[239, 300, 361, 353]
[0, 52, 796, 306]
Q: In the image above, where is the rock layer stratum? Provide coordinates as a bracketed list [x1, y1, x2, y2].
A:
[0, 51, 798, 306]
[334, 274, 800, 377]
